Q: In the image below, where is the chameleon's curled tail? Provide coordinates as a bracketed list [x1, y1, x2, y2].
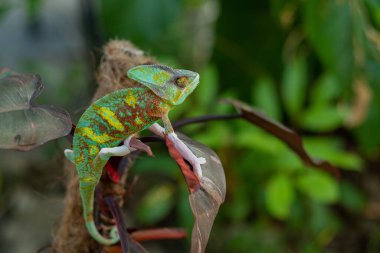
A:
[80, 181, 120, 245]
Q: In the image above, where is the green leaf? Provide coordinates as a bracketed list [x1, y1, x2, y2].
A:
[311, 73, 342, 106]
[137, 184, 175, 225]
[0, 1, 10, 22]
[194, 122, 231, 147]
[304, 137, 363, 171]
[177, 184, 193, 231]
[309, 202, 340, 244]
[132, 152, 179, 178]
[272, 148, 303, 172]
[26, 0, 42, 20]
[282, 56, 307, 117]
[194, 64, 218, 108]
[266, 174, 294, 219]
[101, 0, 181, 44]
[227, 188, 251, 222]
[365, 0, 380, 29]
[235, 126, 285, 155]
[300, 105, 344, 132]
[252, 76, 281, 120]
[296, 170, 339, 203]
[339, 181, 366, 212]
[303, 0, 354, 86]
[354, 62, 380, 155]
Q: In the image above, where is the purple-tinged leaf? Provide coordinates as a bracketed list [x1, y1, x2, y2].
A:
[166, 133, 226, 253]
[0, 68, 72, 151]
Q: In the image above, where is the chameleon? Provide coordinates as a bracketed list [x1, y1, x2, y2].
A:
[64, 64, 206, 245]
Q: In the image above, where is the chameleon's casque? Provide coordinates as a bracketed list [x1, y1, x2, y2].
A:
[128, 64, 199, 105]
[65, 64, 201, 245]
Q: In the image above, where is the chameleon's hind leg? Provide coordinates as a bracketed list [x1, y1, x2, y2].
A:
[64, 140, 134, 165]
[93, 136, 137, 168]
[149, 123, 206, 178]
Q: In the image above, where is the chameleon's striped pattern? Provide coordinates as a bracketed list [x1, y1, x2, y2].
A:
[68, 64, 200, 245]
[72, 87, 171, 244]
[73, 87, 171, 180]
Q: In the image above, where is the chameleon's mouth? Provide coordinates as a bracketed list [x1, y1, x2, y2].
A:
[175, 69, 200, 90]
[189, 72, 200, 87]
[170, 71, 199, 105]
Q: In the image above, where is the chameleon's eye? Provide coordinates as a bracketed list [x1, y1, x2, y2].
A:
[174, 76, 188, 88]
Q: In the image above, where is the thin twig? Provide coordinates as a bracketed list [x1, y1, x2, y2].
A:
[173, 113, 241, 128]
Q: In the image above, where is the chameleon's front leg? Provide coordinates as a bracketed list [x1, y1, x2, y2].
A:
[149, 116, 206, 178]
[92, 136, 137, 169]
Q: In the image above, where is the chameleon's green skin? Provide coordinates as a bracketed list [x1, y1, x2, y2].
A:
[68, 64, 199, 245]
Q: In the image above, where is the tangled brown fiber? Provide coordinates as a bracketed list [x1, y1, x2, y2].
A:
[93, 40, 157, 101]
[51, 40, 157, 253]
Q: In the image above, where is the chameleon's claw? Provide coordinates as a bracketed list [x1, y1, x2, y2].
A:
[129, 137, 154, 157]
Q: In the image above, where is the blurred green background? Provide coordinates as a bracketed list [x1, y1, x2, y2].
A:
[1, 0, 380, 252]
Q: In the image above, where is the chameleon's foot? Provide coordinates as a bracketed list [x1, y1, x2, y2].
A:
[149, 123, 206, 178]
[99, 136, 137, 160]
[129, 137, 154, 157]
[93, 137, 138, 169]
[167, 132, 206, 179]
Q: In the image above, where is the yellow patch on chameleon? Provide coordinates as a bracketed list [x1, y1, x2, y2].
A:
[88, 145, 99, 156]
[80, 127, 114, 143]
[135, 116, 143, 125]
[125, 95, 137, 107]
[98, 107, 125, 131]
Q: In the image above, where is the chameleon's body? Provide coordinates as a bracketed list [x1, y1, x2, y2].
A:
[73, 88, 170, 182]
[72, 88, 169, 244]
[65, 64, 203, 245]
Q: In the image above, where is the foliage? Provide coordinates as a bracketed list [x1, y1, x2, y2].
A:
[0, 0, 379, 252]
[0, 69, 72, 151]
[101, 0, 376, 252]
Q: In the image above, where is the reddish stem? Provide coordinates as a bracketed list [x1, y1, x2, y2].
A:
[130, 228, 187, 242]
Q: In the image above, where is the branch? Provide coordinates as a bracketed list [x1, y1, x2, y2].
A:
[173, 113, 241, 128]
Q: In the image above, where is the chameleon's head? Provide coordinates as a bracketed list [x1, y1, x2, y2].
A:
[127, 64, 199, 105]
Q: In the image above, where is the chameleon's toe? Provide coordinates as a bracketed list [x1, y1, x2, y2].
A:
[129, 137, 154, 157]
[64, 149, 75, 163]
[198, 157, 206, 165]
[123, 136, 137, 151]
[190, 157, 205, 179]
